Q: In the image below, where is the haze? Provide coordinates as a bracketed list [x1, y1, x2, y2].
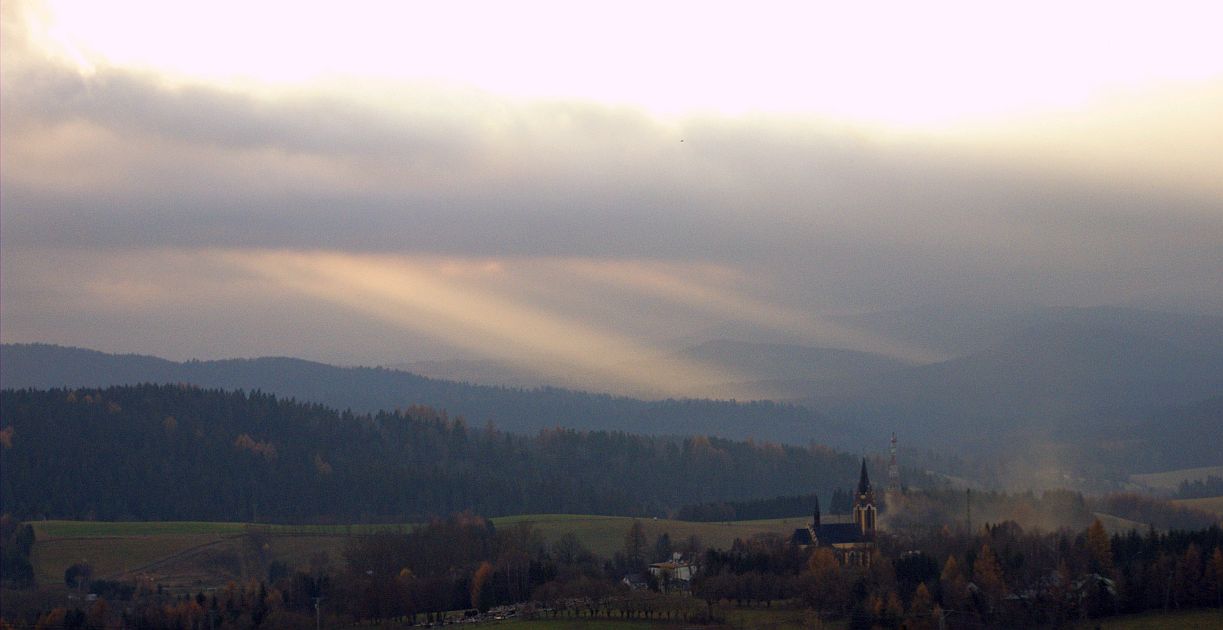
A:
[3, 0, 1222, 396]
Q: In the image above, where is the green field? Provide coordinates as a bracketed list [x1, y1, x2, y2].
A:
[1130, 465, 1223, 490]
[30, 520, 410, 539]
[32, 532, 235, 586]
[493, 609, 1223, 629]
[1174, 496, 1223, 518]
[494, 515, 806, 558]
[501, 621, 664, 630]
[26, 515, 805, 591]
[31, 520, 248, 539]
[498, 605, 830, 630]
[1072, 608, 1223, 629]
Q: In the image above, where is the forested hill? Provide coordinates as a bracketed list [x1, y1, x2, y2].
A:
[0, 385, 875, 522]
[0, 344, 852, 447]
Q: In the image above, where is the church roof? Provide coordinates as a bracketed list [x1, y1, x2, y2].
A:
[791, 522, 867, 546]
[817, 523, 866, 545]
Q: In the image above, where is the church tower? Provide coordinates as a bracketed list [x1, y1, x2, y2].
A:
[852, 458, 877, 537]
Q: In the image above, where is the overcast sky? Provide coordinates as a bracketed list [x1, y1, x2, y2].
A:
[3, 0, 1222, 395]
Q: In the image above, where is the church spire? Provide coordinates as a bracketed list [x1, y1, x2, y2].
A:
[853, 458, 877, 537]
[857, 457, 871, 495]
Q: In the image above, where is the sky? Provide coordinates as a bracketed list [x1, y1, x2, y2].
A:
[3, 0, 1222, 396]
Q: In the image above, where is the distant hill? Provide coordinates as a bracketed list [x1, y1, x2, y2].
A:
[0, 343, 854, 447]
[1118, 397, 1223, 473]
[671, 339, 915, 400]
[810, 306, 1223, 452]
[832, 303, 1223, 361]
[386, 357, 558, 390]
[391, 340, 916, 401]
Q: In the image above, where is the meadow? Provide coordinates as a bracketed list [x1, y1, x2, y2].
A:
[1129, 465, 1223, 491]
[1069, 609, 1223, 629]
[493, 514, 806, 558]
[27, 515, 807, 591]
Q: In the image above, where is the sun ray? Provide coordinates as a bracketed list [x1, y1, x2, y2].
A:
[227, 250, 752, 397]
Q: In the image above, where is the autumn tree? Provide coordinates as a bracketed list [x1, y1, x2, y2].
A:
[1086, 518, 1115, 577]
[971, 544, 1007, 618]
[908, 582, 936, 630]
[939, 555, 968, 612]
[1173, 543, 1203, 608]
[803, 547, 849, 615]
[471, 561, 493, 612]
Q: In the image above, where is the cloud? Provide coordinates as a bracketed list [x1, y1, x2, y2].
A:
[3, 3, 1223, 385]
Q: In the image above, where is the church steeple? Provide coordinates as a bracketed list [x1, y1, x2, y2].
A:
[853, 458, 877, 537]
[857, 458, 871, 496]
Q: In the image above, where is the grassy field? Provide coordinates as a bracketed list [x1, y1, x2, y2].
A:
[493, 515, 806, 558]
[32, 532, 235, 586]
[30, 520, 410, 539]
[31, 520, 248, 539]
[26, 515, 805, 591]
[492, 608, 1223, 629]
[1091, 512, 1148, 533]
[496, 605, 832, 630]
[1130, 465, 1223, 490]
[500, 621, 663, 630]
[1071, 608, 1223, 629]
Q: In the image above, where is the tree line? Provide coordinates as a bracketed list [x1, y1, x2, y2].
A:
[9, 516, 1222, 629]
[0, 385, 870, 522]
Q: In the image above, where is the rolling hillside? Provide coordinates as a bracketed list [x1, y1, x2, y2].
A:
[809, 307, 1223, 451]
[671, 339, 915, 400]
[0, 343, 853, 447]
[0, 384, 873, 522]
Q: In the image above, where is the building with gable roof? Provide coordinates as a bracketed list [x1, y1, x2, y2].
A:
[792, 458, 877, 565]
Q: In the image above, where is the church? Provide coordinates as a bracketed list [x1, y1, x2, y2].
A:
[791, 458, 877, 566]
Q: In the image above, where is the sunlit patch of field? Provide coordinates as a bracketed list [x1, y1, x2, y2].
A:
[1173, 496, 1223, 518]
[1130, 466, 1223, 491]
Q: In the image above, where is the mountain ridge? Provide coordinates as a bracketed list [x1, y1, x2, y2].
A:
[0, 343, 855, 447]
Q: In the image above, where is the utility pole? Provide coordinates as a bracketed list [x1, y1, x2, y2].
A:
[887, 432, 900, 493]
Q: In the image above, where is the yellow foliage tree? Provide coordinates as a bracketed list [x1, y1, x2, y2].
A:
[471, 561, 494, 611]
[804, 547, 848, 614]
[909, 582, 936, 630]
[940, 555, 968, 611]
[1086, 518, 1114, 576]
[972, 544, 1007, 615]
